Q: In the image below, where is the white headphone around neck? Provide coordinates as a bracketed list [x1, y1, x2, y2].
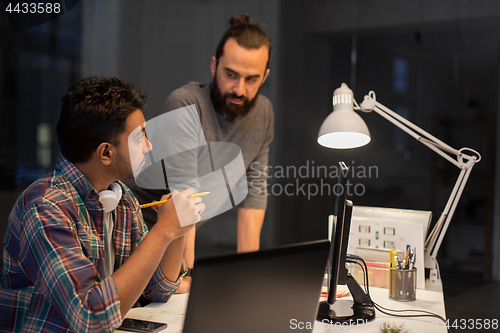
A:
[98, 182, 123, 213]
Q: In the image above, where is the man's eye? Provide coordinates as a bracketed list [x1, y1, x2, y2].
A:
[246, 78, 256, 83]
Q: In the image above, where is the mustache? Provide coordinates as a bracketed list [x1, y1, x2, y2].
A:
[225, 92, 248, 103]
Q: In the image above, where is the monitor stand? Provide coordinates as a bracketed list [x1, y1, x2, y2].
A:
[316, 274, 376, 324]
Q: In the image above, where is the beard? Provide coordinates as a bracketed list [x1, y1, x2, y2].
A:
[115, 149, 136, 181]
[210, 74, 260, 122]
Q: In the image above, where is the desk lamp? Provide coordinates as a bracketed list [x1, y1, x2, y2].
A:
[318, 83, 481, 287]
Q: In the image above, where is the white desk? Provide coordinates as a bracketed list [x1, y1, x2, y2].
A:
[313, 285, 448, 332]
[119, 285, 448, 333]
[116, 294, 188, 333]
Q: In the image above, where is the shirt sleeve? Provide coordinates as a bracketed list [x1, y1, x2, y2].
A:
[19, 201, 122, 333]
[131, 194, 187, 303]
[239, 103, 274, 210]
[142, 265, 187, 303]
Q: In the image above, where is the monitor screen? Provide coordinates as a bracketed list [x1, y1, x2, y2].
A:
[328, 162, 351, 305]
[317, 161, 375, 324]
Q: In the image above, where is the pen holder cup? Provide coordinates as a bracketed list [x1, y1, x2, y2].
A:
[389, 268, 416, 302]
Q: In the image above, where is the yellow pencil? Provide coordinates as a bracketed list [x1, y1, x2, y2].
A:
[140, 192, 210, 209]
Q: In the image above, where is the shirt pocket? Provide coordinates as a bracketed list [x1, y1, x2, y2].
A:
[77, 226, 105, 260]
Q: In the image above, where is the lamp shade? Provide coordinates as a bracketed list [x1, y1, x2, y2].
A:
[317, 83, 371, 149]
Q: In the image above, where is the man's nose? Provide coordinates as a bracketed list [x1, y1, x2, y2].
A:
[144, 136, 153, 153]
[233, 78, 246, 97]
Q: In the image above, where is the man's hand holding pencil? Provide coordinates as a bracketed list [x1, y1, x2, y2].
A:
[144, 189, 208, 228]
[141, 191, 210, 209]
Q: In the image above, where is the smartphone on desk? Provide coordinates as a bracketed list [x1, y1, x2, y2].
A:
[118, 318, 168, 333]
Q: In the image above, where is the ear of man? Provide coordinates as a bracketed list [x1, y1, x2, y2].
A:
[261, 68, 270, 85]
[96, 142, 113, 166]
[210, 56, 217, 77]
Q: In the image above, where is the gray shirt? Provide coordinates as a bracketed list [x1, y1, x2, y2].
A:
[161, 82, 273, 210]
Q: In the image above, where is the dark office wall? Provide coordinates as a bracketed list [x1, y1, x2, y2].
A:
[277, 1, 500, 282]
[0, 4, 81, 265]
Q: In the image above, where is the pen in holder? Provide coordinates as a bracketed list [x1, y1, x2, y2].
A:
[389, 267, 417, 301]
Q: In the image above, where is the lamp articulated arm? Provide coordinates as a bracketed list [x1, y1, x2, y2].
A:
[357, 91, 481, 283]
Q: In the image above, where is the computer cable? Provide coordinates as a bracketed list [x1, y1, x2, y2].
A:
[346, 255, 456, 333]
[346, 257, 369, 295]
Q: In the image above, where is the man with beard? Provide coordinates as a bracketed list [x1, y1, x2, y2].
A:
[125, 13, 273, 293]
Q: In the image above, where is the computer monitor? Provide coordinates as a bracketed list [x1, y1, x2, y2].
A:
[183, 240, 331, 333]
[316, 161, 375, 324]
[328, 162, 351, 305]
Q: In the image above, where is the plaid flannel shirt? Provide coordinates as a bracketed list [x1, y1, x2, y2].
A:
[0, 155, 182, 332]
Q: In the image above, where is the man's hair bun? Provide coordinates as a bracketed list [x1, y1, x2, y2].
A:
[229, 13, 253, 27]
[215, 13, 273, 70]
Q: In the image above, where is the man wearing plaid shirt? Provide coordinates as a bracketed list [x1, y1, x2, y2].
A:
[0, 77, 204, 332]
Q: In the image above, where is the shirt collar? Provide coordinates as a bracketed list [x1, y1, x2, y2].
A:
[56, 153, 97, 202]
